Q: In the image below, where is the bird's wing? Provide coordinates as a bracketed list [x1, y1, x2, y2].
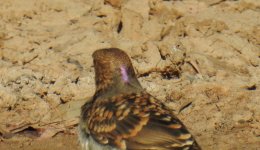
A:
[126, 105, 201, 150]
[82, 92, 200, 150]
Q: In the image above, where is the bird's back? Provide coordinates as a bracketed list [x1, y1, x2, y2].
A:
[80, 92, 201, 150]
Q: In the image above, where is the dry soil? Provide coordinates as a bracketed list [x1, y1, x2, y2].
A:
[0, 0, 260, 150]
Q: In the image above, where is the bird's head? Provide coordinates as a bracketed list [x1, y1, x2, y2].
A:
[92, 48, 142, 96]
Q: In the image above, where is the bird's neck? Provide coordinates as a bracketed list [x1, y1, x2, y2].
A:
[94, 66, 142, 99]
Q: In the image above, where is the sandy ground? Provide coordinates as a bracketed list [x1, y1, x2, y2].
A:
[0, 0, 259, 149]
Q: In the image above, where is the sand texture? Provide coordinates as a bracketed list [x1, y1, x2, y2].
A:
[0, 0, 260, 149]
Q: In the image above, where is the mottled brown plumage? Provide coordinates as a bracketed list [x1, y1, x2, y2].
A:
[79, 48, 201, 150]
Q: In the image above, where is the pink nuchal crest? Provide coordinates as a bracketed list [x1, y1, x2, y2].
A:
[120, 66, 129, 83]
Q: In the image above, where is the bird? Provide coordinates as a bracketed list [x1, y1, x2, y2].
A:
[78, 48, 201, 150]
